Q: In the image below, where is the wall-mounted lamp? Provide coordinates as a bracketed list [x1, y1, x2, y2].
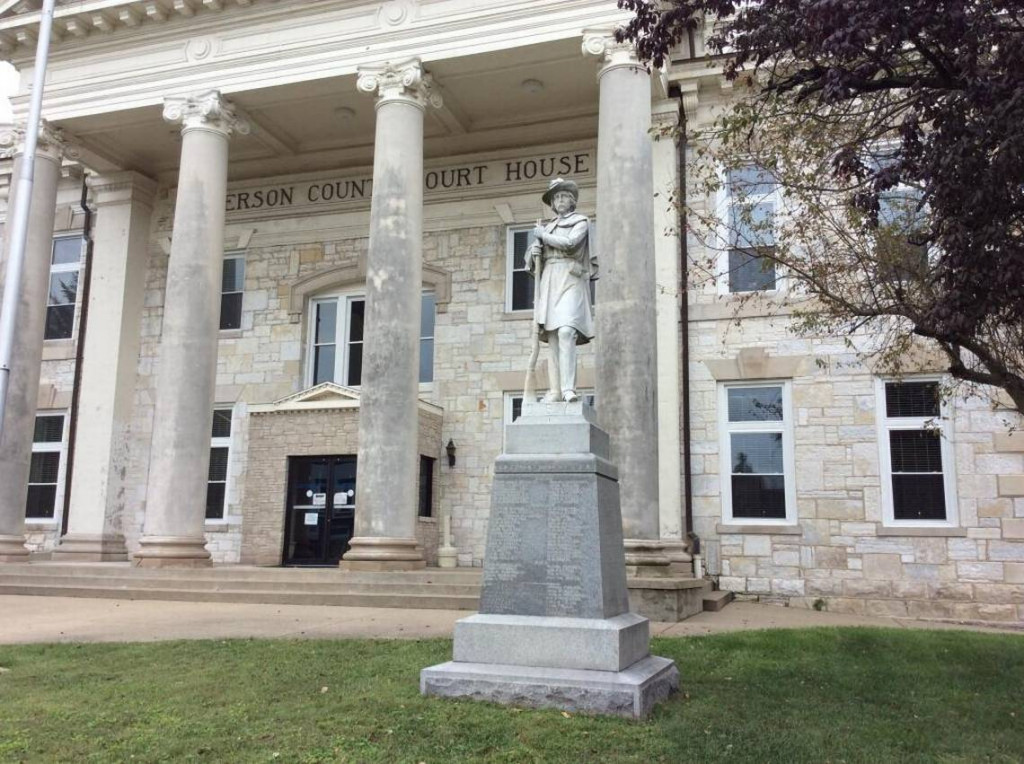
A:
[446, 439, 457, 468]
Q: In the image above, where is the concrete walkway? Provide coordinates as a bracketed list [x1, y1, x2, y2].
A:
[0, 595, 1017, 644]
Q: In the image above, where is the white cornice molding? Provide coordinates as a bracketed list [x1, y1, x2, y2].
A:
[0, 0, 280, 54]
[7, 1, 630, 122]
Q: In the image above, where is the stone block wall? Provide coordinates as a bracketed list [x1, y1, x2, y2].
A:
[689, 313, 1024, 624]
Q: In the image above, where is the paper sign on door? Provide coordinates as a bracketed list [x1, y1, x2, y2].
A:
[304, 512, 318, 526]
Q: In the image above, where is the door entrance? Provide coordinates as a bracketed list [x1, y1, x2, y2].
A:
[283, 456, 357, 566]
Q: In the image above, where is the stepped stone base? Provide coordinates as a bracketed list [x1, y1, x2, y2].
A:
[454, 613, 649, 672]
[421, 655, 679, 719]
[423, 401, 679, 718]
[627, 576, 710, 622]
[0, 535, 29, 563]
[52, 534, 129, 562]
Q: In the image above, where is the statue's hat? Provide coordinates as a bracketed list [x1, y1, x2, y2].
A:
[541, 177, 579, 207]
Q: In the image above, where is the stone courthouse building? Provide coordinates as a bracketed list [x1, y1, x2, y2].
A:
[0, 0, 1021, 624]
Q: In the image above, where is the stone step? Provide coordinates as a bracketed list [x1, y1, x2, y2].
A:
[0, 583, 480, 610]
[6, 563, 482, 585]
[0, 573, 481, 596]
[702, 589, 734, 612]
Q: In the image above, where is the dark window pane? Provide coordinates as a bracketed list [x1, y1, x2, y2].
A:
[511, 396, 523, 422]
[51, 237, 82, 265]
[316, 301, 337, 344]
[208, 447, 229, 482]
[419, 338, 433, 383]
[890, 430, 943, 472]
[892, 473, 946, 520]
[211, 410, 232, 439]
[731, 432, 783, 474]
[421, 294, 436, 339]
[45, 305, 74, 340]
[221, 258, 244, 292]
[513, 230, 534, 270]
[418, 456, 435, 518]
[886, 381, 939, 418]
[511, 271, 534, 311]
[347, 345, 362, 387]
[205, 482, 226, 520]
[314, 345, 335, 385]
[28, 452, 60, 483]
[728, 387, 783, 422]
[731, 475, 786, 519]
[219, 292, 242, 330]
[33, 415, 64, 443]
[48, 271, 78, 306]
[25, 484, 57, 518]
[349, 299, 364, 343]
[728, 249, 776, 292]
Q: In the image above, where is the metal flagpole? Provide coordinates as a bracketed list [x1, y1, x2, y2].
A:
[0, 0, 58, 439]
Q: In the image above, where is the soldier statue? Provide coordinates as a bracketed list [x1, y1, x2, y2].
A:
[525, 178, 596, 403]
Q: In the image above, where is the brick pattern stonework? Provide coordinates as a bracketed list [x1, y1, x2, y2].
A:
[687, 278, 1024, 624]
[241, 405, 442, 565]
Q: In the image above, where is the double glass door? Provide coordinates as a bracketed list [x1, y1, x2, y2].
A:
[283, 456, 356, 566]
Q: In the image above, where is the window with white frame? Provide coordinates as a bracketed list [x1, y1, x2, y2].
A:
[507, 226, 537, 312]
[722, 165, 777, 293]
[876, 379, 957, 525]
[45, 237, 83, 340]
[505, 223, 597, 312]
[26, 412, 66, 520]
[718, 382, 795, 522]
[205, 408, 233, 521]
[308, 292, 436, 387]
[219, 254, 245, 331]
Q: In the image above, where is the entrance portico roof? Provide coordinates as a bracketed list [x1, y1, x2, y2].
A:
[48, 37, 600, 182]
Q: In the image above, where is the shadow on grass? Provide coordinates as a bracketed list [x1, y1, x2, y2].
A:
[1, 628, 1021, 763]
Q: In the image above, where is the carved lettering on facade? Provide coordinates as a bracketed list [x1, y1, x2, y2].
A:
[221, 149, 594, 216]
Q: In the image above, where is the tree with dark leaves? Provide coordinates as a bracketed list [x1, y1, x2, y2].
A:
[619, 0, 1024, 414]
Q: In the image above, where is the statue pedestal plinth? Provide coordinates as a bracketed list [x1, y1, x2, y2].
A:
[421, 401, 678, 718]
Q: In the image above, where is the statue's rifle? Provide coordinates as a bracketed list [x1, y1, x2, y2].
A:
[523, 226, 544, 401]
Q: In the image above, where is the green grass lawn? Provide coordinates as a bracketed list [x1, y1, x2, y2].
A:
[1, 628, 1022, 763]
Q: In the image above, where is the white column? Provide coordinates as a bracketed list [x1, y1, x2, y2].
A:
[134, 91, 247, 567]
[652, 101, 683, 541]
[54, 172, 157, 561]
[0, 123, 64, 562]
[341, 59, 441, 571]
[584, 30, 669, 571]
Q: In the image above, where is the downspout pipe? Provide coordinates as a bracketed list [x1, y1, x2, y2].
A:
[0, 0, 57, 438]
[667, 84, 697, 556]
[60, 176, 93, 536]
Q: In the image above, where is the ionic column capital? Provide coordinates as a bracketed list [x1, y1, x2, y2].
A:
[163, 90, 250, 138]
[357, 58, 443, 111]
[582, 28, 644, 77]
[0, 120, 71, 164]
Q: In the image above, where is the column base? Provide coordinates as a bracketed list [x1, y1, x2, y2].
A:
[340, 536, 425, 571]
[133, 535, 212, 568]
[52, 533, 129, 562]
[659, 539, 694, 576]
[437, 545, 458, 569]
[623, 539, 672, 577]
[0, 534, 29, 563]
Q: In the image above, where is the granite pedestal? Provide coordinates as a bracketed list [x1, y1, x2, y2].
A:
[421, 401, 679, 718]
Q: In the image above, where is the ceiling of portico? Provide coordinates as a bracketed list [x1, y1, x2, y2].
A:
[53, 37, 600, 183]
